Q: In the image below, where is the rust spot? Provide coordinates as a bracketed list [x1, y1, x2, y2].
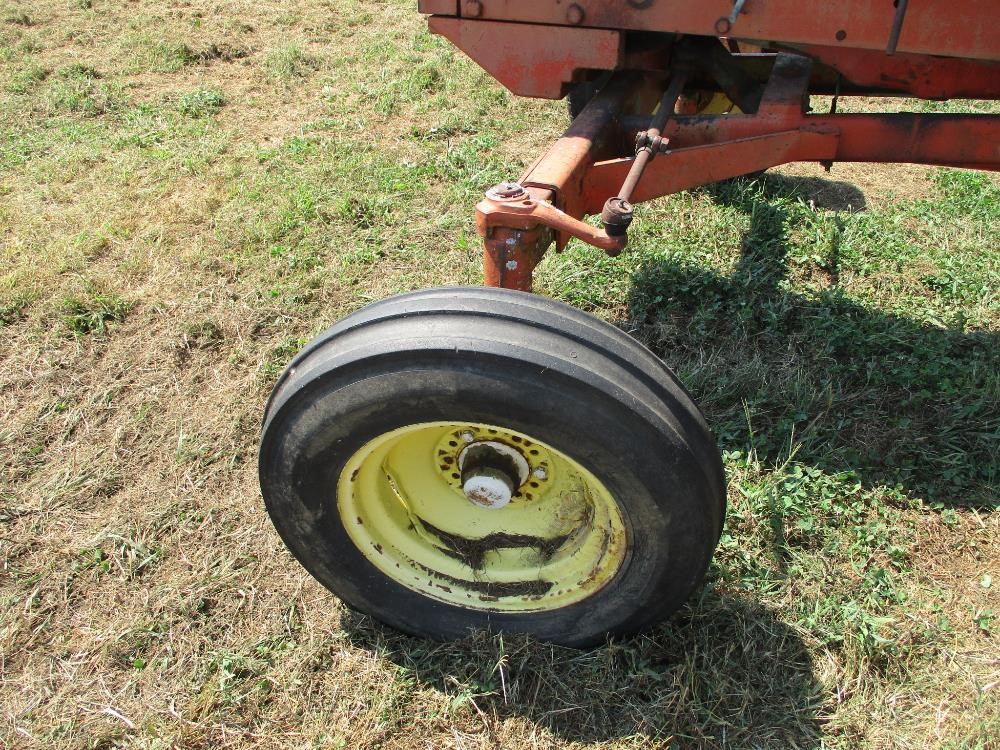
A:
[576, 530, 612, 590]
[418, 518, 570, 569]
[350, 468, 360, 481]
[415, 562, 553, 598]
[372, 543, 383, 554]
[356, 516, 364, 525]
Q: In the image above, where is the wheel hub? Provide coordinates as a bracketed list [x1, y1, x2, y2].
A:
[458, 440, 530, 509]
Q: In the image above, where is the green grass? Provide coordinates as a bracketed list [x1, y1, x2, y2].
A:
[0, 1, 997, 749]
[177, 88, 225, 117]
[264, 42, 319, 81]
[60, 290, 131, 335]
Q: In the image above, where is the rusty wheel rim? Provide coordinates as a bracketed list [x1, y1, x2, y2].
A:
[337, 421, 628, 611]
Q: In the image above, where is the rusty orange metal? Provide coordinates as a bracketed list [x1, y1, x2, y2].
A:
[428, 17, 622, 99]
[426, 0, 997, 61]
[416, 0, 456, 15]
[481, 225, 553, 292]
[427, 3, 1000, 291]
[477, 185, 626, 255]
[781, 44, 1000, 100]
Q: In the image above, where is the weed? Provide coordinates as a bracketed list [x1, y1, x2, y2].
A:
[43, 64, 117, 115]
[60, 292, 131, 335]
[150, 41, 195, 72]
[0, 290, 34, 326]
[6, 63, 47, 94]
[4, 10, 31, 26]
[183, 320, 224, 350]
[264, 43, 319, 81]
[178, 87, 225, 117]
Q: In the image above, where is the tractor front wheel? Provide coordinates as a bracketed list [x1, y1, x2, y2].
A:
[259, 287, 725, 647]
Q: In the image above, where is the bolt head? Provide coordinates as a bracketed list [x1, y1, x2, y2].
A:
[566, 3, 585, 24]
[486, 182, 526, 201]
[461, 431, 476, 443]
[532, 467, 547, 480]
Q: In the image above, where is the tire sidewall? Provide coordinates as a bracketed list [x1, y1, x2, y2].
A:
[261, 356, 718, 647]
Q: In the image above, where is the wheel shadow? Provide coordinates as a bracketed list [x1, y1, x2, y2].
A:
[339, 587, 824, 748]
[624, 173, 998, 508]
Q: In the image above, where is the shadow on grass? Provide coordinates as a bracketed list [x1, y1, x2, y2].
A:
[625, 173, 998, 508]
[340, 590, 823, 748]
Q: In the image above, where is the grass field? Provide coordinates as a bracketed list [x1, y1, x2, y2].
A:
[1, 1, 998, 748]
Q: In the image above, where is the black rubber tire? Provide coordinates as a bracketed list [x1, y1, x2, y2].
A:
[259, 287, 726, 647]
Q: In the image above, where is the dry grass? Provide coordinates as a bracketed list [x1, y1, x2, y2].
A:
[2, 2, 998, 749]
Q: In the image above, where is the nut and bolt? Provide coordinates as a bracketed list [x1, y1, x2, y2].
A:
[463, 0, 483, 18]
[532, 467, 548, 480]
[486, 181, 527, 201]
[461, 431, 476, 443]
[566, 3, 585, 25]
[636, 132, 669, 154]
[601, 196, 634, 237]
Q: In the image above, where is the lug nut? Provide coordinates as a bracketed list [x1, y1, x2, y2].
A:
[533, 467, 548, 480]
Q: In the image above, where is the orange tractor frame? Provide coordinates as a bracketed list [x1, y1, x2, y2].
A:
[420, 0, 1000, 290]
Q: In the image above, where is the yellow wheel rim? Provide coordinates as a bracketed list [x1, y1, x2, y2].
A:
[337, 422, 628, 612]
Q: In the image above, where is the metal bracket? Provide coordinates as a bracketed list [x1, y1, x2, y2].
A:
[476, 183, 627, 256]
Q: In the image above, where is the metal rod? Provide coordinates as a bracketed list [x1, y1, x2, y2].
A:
[618, 71, 688, 202]
[886, 0, 909, 55]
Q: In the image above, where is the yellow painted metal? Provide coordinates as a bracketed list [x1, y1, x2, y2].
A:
[337, 422, 628, 611]
[701, 92, 740, 114]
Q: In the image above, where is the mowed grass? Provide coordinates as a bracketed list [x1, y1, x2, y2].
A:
[1, 1, 997, 748]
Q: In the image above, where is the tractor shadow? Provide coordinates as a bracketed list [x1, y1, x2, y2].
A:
[340, 589, 823, 748]
[624, 172, 998, 508]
